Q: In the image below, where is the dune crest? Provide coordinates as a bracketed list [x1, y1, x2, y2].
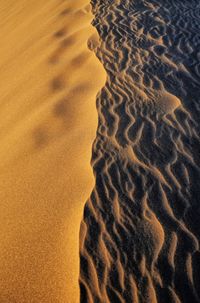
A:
[0, 0, 105, 302]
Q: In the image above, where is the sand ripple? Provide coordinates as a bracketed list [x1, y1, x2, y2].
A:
[80, 0, 200, 302]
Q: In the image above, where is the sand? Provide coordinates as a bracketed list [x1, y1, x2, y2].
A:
[1, 0, 200, 302]
[0, 0, 105, 302]
[80, 0, 200, 302]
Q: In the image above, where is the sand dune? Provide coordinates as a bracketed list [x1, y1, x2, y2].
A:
[1, 0, 200, 302]
[0, 0, 105, 302]
[80, 0, 200, 302]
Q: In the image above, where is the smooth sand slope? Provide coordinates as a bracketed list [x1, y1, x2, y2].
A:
[80, 0, 200, 302]
[0, 0, 105, 302]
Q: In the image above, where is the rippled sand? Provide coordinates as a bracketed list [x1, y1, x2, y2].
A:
[80, 1, 200, 302]
[0, 1, 105, 302]
[1, 0, 200, 302]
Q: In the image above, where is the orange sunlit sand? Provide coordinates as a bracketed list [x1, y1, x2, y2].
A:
[0, 1, 105, 302]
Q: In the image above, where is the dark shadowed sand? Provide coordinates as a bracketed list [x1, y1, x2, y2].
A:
[80, 0, 200, 302]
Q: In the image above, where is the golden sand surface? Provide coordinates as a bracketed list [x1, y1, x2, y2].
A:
[0, 0, 105, 302]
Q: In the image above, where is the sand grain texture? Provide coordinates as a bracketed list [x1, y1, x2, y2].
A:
[0, 0, 105, 302]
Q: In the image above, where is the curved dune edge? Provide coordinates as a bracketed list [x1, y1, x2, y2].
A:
[0, 1, 105, 302]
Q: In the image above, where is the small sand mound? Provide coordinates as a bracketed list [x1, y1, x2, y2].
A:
[158, 91, 181, 113]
